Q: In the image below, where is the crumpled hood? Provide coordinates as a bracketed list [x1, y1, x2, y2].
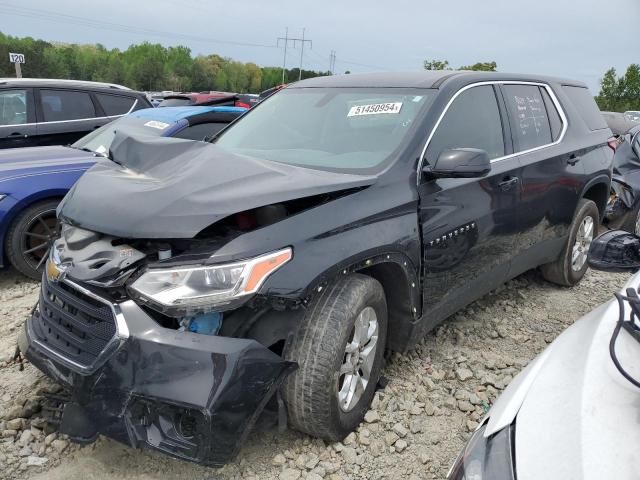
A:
[0, 145, 95, 179]
[513, 271, 640, 480]
[59, 133, 377, 238]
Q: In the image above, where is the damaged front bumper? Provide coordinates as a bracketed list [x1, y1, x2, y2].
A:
[18, 275, 295, 466]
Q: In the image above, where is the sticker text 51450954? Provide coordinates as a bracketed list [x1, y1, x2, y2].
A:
[348, 102, 403, 117]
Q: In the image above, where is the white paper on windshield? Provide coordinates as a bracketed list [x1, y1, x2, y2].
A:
[348, 102, 403, 117]
[144, 120, 170, 130]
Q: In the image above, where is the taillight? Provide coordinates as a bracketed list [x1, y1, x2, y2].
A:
[608, 137, 621, 151]
[235, 101, 251, 109]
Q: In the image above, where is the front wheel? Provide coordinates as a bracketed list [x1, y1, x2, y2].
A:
[283, 274, 387, 441]
[6, 199, 60, 280]
[541, 198, 599, 286]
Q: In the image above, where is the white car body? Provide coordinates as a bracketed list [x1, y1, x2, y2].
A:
[485, 270, 640, 479]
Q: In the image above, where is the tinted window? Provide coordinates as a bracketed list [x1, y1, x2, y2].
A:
[540, 87, 563, 141]
[426, 85, 504, 163]
[173, 122, 228, 141]
[0, 89, 28, 125]
[503, 85, 552, 151]
[96, 94, 135, 116]
[40, 89, 96, 122]
[159, 98, 193, 107]
[562, 85, 608, 130]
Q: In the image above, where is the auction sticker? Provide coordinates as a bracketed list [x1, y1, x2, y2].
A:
[144, 120, 170, 130]
[348, 102, 403, 117]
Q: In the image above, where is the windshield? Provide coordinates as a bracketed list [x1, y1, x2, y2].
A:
[73, 115, 174, 154]
[215, 87, 435, 173]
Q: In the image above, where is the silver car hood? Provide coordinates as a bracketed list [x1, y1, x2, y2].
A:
[488, 271, 640, 479]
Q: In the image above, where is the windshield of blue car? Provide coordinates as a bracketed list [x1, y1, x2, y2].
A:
[73, 115, 174, 154]
[214, 87, 435, 173]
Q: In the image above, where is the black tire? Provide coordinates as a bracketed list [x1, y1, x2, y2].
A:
[6, 199, 60, 280]
[283, 274, 387, 441]
[622, 204, 640, 235]
[540, 198, 599, 286]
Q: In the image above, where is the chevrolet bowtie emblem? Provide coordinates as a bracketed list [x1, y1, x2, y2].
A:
[46, 259, 65, 282]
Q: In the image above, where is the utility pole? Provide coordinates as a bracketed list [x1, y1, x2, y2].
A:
[277, 28, 289, 84]
[277, 28, 312, 83]
[329, 51, 336, 74]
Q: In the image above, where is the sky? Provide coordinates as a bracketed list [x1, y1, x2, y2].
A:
[0, 0, 638, 92]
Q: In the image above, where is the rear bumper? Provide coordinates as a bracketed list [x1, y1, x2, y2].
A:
[19, 283, 295, 466]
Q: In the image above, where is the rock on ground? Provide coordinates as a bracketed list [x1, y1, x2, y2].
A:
[0, 268, 630, 480]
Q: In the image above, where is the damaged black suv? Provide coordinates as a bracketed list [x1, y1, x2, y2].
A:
[19, 72, 613, 466]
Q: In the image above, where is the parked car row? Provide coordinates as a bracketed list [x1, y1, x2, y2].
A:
[14, 71, 618, 470]
[0, 104, 246, 279]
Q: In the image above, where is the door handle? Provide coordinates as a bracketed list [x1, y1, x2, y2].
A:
[498, 177, 519, 191]
[7, 132, 27, 138]
[567, 154, 581, 166]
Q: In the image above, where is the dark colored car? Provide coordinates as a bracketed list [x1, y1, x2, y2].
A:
[0, 78, 151, 149]
[19, 72, 613, 466]
[603, 123, 640, 233]
[0, 106, 246, 279]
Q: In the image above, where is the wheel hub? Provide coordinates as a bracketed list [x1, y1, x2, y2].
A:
[571, 215, 594, 272]
[337, 306, 379, 413]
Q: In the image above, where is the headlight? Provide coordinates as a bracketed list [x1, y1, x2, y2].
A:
[130, 247, 292, 311]
[447, 423, 515, 480]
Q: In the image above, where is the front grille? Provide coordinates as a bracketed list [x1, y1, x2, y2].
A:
[31, 277, 117, 368]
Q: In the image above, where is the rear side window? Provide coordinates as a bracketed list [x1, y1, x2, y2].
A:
[562, 85, 608, 130]
[173, 122, 229, 141]
[40, 89, 96, 122]
[96, 94, 135, 116]
[540, 87, 563, 141]
[503, 85, 552, 151]
[0, 89, 28, 125]
[426, 85, 505, 163]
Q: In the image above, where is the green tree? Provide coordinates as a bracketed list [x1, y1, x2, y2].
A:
[596, 65, 640, 112]
[459, 61, 497, 71]
[423, 59, 450, 70]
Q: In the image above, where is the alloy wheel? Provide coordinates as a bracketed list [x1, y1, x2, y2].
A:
[337, 306, 379, 412]
[571, 216, 594, 272]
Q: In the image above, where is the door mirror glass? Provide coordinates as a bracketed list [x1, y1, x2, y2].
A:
[426, 148, 491, 178]
[588, 229, 640, 272]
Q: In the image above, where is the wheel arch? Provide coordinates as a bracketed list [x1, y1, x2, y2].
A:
[580, 175, 610, 221]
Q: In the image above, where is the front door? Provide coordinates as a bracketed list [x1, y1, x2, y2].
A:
[418, 84, 522, 330]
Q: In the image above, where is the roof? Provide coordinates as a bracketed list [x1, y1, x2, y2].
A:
[0, 78, 130, 90]
[291, 71, 587, 89]
[130, 106, 247, 123]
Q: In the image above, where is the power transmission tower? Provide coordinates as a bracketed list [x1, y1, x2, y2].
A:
[277, 28, 312, 83]
[329, 51, 336, 74]
[277, 28, 289, 84]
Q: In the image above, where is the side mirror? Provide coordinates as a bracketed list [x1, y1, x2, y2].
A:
[588, 230, 640, 272]
[425, 148, 491, 179]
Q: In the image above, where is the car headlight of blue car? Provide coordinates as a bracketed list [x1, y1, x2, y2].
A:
[448, 423, 515, 480]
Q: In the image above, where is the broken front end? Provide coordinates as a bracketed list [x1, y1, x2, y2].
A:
[19, 224, 298, 466]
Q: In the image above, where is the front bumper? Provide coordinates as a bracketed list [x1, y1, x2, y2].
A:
[19, 277, 295, 466]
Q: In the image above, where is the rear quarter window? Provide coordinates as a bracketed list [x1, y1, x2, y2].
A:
[562, 85, 608, 131]
[96, 94, 136, 116]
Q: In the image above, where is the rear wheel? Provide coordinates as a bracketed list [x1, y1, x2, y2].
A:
[6, 200, 60, 280]
[283, 274, 387, 440]
[541, 198, 598, 286]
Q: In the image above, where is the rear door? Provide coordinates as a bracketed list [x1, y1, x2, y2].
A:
[0, 87, 37, 149]
[418, 84, 522, 328]
[34, 88, 107, 146]
[502, 83, 582, 276]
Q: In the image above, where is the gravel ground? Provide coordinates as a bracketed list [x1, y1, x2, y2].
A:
[0, 266, 630, 480]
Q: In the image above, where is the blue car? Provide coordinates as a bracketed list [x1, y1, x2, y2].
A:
[0, 105, 246, 279]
